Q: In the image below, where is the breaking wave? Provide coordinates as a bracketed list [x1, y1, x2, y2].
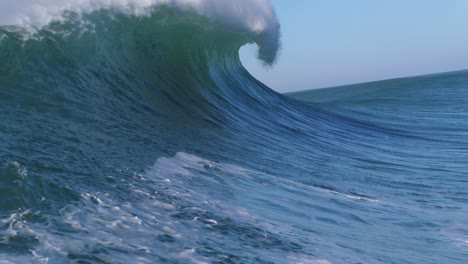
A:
[0, 2, 467, 263]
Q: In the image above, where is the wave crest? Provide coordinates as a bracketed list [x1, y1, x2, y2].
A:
[0, 0, 280, 64]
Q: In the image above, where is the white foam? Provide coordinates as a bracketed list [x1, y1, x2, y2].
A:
[0, 34, 6, 45]
[287, 256, 333, 264]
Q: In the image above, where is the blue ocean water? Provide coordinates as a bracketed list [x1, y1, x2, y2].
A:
[0, 4, 467, 264]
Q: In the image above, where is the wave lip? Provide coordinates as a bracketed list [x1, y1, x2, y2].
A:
[0, 0, 280, 64]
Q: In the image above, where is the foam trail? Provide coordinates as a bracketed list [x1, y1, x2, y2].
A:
[0, 0, 280, 63]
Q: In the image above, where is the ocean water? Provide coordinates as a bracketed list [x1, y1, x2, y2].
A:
[1, 2, 467, 264]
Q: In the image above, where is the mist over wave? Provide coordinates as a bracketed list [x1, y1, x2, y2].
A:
[0, 2, 467, 263]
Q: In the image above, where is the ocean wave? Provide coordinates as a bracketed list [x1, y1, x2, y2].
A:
[0, 1, 467, 263]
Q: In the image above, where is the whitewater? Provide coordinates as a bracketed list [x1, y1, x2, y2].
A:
[0, 1, 467, 263]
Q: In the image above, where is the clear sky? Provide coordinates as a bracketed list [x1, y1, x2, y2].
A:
[240, 0, 468, 93]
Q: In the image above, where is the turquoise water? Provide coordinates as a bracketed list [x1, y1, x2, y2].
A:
[1, 7, 467, 264]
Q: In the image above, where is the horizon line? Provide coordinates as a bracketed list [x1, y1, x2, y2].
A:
[285, 68, 468, 95]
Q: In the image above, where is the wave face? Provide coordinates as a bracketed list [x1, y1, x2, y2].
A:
[1, 3, 467, 264]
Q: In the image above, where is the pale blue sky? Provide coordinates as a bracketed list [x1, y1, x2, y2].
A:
[240, 0, 468, 92]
